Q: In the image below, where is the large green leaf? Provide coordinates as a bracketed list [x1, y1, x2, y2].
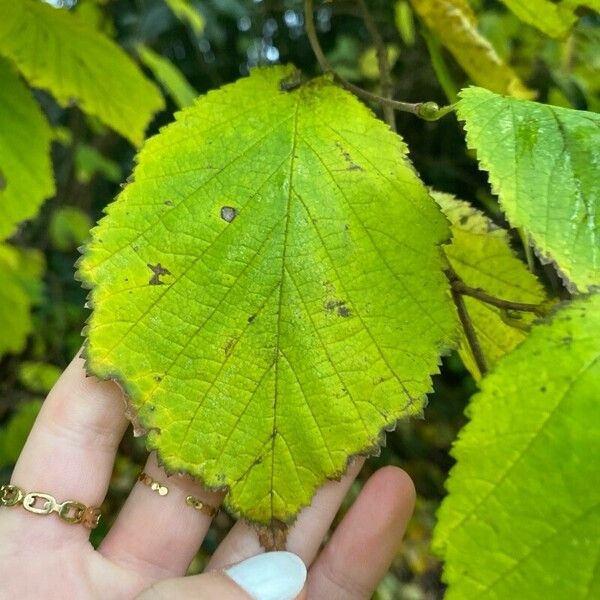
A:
[79, 65, 458, 525]
[434, 192, 548, 379]
[408, 0, 533, 98]
[0, 58, 54, 240]
[457, 87, 600, 292]
[0, 0, 164, 146]
[0, 243, 45, 357]
[433, 294, 600, 598]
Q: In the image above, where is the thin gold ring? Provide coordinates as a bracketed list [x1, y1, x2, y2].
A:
[137, 472, 169, 496]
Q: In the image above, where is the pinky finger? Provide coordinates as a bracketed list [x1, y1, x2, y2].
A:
[307, 466, 415, 600]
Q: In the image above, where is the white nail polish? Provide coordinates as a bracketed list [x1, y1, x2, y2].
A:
[225, 551, 307, 600]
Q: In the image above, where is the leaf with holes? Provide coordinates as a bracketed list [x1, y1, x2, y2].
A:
[0, 0, 164, 145]
[78, 65, 458, 528]
[434, 191, 549, 379]
[433, 293, 600, 598]
[458, 87, 600, 293]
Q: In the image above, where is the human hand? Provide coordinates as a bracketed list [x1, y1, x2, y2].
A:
[0, 353, 415, 599]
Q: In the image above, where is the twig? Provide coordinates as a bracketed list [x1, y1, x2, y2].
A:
[356, 0, 395, 130]
[451, 280, 547, 316]
[451, 287, 487, 376]
[303, 0, 452, 121]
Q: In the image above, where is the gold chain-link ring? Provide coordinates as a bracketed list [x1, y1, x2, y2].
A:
[137, 472, 169, 496]
[186, 495, 218, 518]
[0, 484, 101, 529]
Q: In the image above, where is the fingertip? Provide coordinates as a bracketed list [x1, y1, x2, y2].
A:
[364, 465, 416, 513]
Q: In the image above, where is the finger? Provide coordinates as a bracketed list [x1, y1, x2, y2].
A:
[5, 352, 128, 537]
[100, 452, 224, 579]
[207, 458, 364, 570]
[307, 466, 415, 600]
[137, 551, 307, 600]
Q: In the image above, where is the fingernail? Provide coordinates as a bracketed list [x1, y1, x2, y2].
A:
[225, 551, 307, 600]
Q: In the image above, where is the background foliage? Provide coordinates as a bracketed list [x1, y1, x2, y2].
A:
[0, 1, 598, 597]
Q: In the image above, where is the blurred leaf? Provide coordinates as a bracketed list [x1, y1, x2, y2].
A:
[78, 65, 458, 526]
[409, 0, 535, 98]
[0, 58, 54, 241]
[49, 206, 94, 252]
[0, 0, 164, 145]
[359, 45, 400, 80]
[75, 0, 116, 36]
[434, 294, 600, 598]
[0, 243, 45, 357]
[137, 44, 198, 109]
[75, 145, 122, 184]
[18, 361, 61, 394]
[434, 191, 548, 379]
[165, 0, 205, 35]
[457, 86, 600, 292]
[0, 400, 42, 468]
[395, 1, 416, 46]
[497, 0, 577, 39]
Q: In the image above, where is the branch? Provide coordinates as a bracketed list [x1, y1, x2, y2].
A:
[451, 287, 487, 376]
[451, 280, 548, 316]
[356, 0, 395, 130]
[303, 0, 453, 121]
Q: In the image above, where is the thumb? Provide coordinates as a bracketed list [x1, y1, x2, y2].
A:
[137, 551, 307, 600]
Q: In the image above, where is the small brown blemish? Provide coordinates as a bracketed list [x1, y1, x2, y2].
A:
[153, 375, 163, 382]
[258, 520, 288, 551]
[147, 263, 171, 285]
[248, 314, 256, 323]
[335, 142, 363, 172]
[164, 199, 174, 206]
[224, 338, 235, 356]
[220, 206, 238, 223]
[325, 299, 351, 318]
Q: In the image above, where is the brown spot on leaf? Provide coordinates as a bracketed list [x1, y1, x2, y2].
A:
[258, 520, 288, 551]
[336, 142, 363, 172]
[248, 314, 256, 323]
[147, 263, 171, 285]
[164, 199, 173, 206]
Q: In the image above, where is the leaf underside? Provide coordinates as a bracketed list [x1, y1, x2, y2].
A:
[0, 0, 164, 145]
[79, 65, 457, 525]
[458, 87, 600, 293]
[433, 293, 600, 599]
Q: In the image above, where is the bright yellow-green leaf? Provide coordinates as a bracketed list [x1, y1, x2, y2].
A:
[166, 0, 205, 35]
[0, 58, 54, 241]
[0, 400, 43, 468]
[0, 0, 164, 145]
[137, 45, 198, 109]
[434, 192, 548, 379]
[409, 0, 534, 98]
[0, 243, 45, 357]
[458, 86, 600, 292]
[433, 294, 600, 598]
[18, 361, 61, 394]
[79, 65, 458, 525]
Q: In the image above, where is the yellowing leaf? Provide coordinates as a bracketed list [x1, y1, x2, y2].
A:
[137, 45, 198, 109]
[433, 294, 600, 598]
[457, 87, 600, 293]
[0, 243, 45, 357]
[434, 192, 548, 379]
[0, 58, 54, 240]
[0, 0, 164, 145]
[166, 0, 205, 35]
[409, 0, 534, 98]
[79, 66, 458, 526]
